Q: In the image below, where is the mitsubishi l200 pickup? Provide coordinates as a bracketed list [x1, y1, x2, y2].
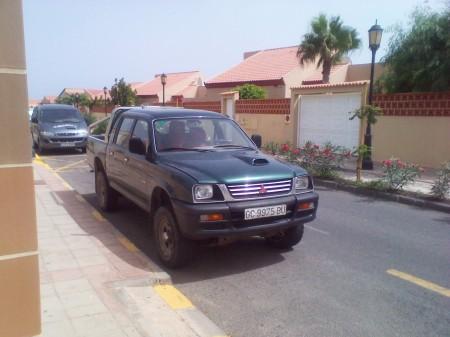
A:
[87, 107, 318, 267]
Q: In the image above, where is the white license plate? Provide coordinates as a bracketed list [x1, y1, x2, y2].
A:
[60, 142, 76, 147]
[244, 204, 287, 220]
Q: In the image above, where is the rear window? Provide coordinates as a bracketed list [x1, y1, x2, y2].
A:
[41, 109, 83, 123]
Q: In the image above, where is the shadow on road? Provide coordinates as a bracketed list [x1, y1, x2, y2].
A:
[36, 148, 84, 157]
[81, 193, 287, 283]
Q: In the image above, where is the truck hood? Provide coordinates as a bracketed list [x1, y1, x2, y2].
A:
[161, 150, 306, 184]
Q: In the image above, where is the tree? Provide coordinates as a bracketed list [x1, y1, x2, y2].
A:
[298, 14, 361, 83]
[235, 83, 266, 99]
[377, 8, 450, 92]
[55, 93, 91, 109]
[349, 105, 383, 181]
[110, 78, 137, 106]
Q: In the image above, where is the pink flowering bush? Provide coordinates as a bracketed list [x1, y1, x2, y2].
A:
[382, 158, 422, 190]
[264, 141, 352, 178]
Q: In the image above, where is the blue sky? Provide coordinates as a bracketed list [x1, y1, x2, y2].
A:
[23, 0, 445, 99]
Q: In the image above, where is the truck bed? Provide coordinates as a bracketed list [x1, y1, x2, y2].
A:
[87, 135, 106, 169]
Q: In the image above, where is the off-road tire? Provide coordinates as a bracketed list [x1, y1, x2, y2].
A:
[265, 224, 304, 249]
[153, 207, 195, 268]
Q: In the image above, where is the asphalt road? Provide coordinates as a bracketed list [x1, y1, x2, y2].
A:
[38, 151, 450, 337]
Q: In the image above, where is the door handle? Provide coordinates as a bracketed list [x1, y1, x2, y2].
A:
[123, 157, 129, 163]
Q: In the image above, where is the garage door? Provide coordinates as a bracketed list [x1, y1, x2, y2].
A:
[298, 92, 361, 149]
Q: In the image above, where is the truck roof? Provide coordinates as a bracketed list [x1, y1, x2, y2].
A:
[125, 107, 224, 120]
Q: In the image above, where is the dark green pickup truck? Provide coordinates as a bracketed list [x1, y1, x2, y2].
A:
[87, 107, 318, 267]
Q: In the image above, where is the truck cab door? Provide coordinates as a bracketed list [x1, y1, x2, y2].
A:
[126, 119, 152, 207]
[106, 117, 135, 194]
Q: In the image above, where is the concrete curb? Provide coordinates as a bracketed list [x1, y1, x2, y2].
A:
[315, 179, 450, 213]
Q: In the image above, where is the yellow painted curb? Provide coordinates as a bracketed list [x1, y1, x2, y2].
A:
[117, 235, 139, 253]
[75, 194, 86, 203]
[387, 269, 450, 298]
[154, 284, 194, 309]
[92, 210, 106, 222]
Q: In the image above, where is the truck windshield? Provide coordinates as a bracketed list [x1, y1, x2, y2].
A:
[154, 118, 255, 152]
[41, 109, 83, 123]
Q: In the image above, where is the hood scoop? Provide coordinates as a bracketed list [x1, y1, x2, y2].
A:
[234, 154, 269, 166]
[252, 158, 269, 166]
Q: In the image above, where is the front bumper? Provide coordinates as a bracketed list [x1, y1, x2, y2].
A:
[40, 136, 87, 149]
[172, 192, 319, 240]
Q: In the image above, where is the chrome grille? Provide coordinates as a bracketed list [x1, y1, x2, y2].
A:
[227, 179, 292, 199]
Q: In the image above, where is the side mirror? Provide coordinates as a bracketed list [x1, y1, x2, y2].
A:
[251, 134, 262, 149]
[31, 117, 38, 123]
[129, 137, 146, 155]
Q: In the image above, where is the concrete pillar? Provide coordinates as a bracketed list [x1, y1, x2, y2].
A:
[220, 91, 239, 120]
[0, 1, 41, 336]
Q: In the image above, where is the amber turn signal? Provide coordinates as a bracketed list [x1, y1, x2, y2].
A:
[297, 202, 314, 210]
[200, 213, 224, 222]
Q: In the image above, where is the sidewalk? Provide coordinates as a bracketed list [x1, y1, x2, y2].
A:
[34, 161, 227, 337]
[339, 160, 447, 198]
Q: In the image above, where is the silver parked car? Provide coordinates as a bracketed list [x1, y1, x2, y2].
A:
[30, 104, 88, 153]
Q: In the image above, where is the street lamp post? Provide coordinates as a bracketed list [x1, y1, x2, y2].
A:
[160, 73, 167, 106]
[103, 86, 108, 116]
[74, 93, 80, 109]
[362, 20, 383, 170]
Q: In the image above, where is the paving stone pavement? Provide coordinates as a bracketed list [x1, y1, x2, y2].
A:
[33, 162, 227, 337]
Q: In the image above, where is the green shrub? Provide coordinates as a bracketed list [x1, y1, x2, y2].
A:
[91, 120, 108, 135]
[356, 180, 389, 191]
[82, 113, 96, 126]
[382, 158, 422, 190]
[234, 84, 266, 99]
[431, 162, 450, 199]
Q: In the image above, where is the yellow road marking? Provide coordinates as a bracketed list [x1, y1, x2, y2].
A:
[117, 235, 138, 253]
[54, 159, 86, 172]
[34, 155, 73, 190]
[387, 269, 450, 298]
[92, 210, 106, 222]
[154, 284, 194, 309]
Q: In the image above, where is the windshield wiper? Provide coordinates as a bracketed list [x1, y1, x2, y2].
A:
[160, 147, 212, 152]
[214, 144, 256, 150]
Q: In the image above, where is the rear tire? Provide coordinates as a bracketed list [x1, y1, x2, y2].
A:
[95, 168, 118, 211]
[37, 138, 46, 155]
[265, 224, 304, 249]
[153, 207, 194, 268]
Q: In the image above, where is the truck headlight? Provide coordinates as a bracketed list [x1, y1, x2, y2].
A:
[294, 176, 309, 192]
[193, 184, 214, 200]
[78, 130, 88, 136]
[40, 130, 54, 137]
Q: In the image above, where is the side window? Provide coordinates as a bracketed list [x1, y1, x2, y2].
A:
[114, 117, 135, 148]
[31, 108, 37, 121]
[130, 120, 150, 151]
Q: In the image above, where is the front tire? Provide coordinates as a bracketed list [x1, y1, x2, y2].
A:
[95, 168, 118, 211]
[265, 224, 304, 249]
[153, 207, 194, 268]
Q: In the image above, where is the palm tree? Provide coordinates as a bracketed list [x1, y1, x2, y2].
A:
[298, 14, 361, 83]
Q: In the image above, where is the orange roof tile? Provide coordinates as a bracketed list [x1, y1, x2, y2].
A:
[136, 71, 200, 96]
[292, 80, 369, 90]
[205, 46, 300, 88]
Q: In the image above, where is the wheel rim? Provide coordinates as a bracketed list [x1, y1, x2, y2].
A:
[158, 217, 175, 260]
[96, 172, 106, 207]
